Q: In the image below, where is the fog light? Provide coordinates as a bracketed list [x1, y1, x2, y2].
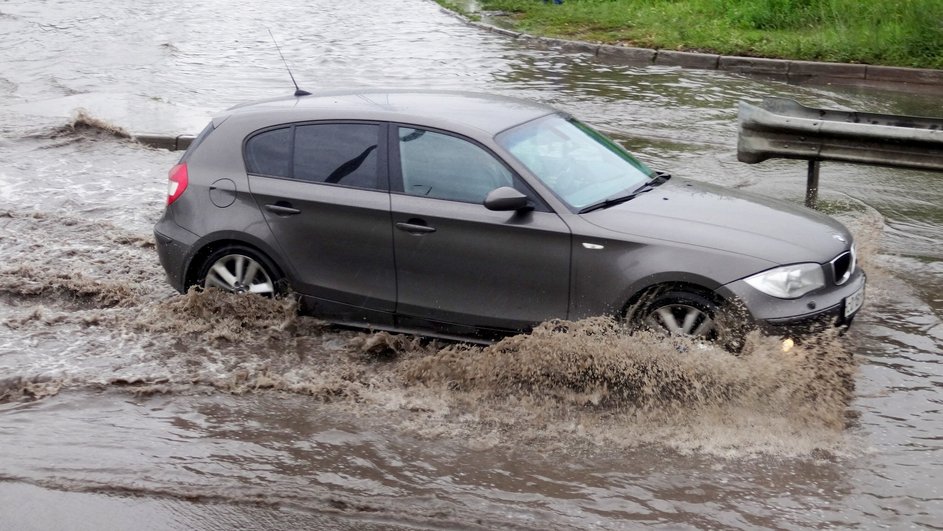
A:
[782, 338, 795, 353]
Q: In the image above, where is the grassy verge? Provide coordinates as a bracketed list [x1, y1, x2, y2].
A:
[469, 0, 942, 69]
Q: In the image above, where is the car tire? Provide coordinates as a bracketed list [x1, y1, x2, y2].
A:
[197, 245, 285, 297]
[636, 290, 720, 340]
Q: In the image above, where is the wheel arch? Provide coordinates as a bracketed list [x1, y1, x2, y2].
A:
[183, 233, 289, 290]
[620, 279, 729, 322]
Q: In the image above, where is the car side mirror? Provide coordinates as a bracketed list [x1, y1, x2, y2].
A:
[483, 187, 532, 212]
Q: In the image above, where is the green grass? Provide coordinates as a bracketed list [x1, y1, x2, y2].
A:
[473, 0, 943, 69]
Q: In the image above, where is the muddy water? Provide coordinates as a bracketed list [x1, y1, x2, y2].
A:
[0, 0, 941, 529]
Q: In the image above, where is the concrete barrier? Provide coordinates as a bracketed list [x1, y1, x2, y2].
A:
[865, 65, 943, 85]
[133, 134, 194, 151]
[655, 50, 720, 70]
[524, 36, 598, 55]
[787, 60, 867, 81]
[718, 56, 789, 76]
[596, 45, 656, 65]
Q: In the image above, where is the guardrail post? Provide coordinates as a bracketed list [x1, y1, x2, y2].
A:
[805, 160, 820, 209]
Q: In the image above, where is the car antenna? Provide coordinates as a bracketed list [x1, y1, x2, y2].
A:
[268, 28, 311, 97]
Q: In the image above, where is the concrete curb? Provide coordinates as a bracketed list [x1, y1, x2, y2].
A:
[464, 16, 943, 90]
[132, 133, 194, 151]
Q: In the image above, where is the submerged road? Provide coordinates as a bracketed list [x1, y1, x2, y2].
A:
[0, 0, 941, 528]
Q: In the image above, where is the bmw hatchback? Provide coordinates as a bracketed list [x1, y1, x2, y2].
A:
[154, 89, 865, 343]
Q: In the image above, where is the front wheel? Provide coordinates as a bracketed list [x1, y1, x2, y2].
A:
[636, 290, 719, 340]
[198, 246, 283, 296]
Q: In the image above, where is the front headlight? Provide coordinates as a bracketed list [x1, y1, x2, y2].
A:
[744, 263, 825, 299]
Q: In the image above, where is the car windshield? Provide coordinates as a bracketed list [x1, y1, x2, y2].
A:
[496, 114, 654, 210]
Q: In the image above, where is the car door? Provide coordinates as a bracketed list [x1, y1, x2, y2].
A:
[390, 125, 571, 332]
[245, 121, 396, 317]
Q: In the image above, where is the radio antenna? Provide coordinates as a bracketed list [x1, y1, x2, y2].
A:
[268, 29, 311, 97]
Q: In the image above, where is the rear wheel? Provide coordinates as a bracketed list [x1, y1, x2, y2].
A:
[198, 246, 283, 296]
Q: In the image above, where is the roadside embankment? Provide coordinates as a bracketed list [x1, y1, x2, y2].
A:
[446, 0, 942, 68]
[478, 23, 943, 89]
[434, 1, 943, 91]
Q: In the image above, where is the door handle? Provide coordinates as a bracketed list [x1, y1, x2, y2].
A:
[265, 203, 301, 216]
[395, 221, 436, 234]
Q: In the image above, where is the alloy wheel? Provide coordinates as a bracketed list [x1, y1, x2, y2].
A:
[645, 303, 715, 337]
[203, 254, 275, 295]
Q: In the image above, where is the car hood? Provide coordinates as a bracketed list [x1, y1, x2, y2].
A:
[580, 178, 852, 266]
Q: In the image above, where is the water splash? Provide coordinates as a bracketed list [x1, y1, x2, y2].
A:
[401, 318, 853, 420]
[0, 264, 135, 308]
[56, 109, 130, 139]
[0, 206, 860, 457]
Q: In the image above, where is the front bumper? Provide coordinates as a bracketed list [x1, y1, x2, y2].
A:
[760, 298, 856, 336]
[721, 268, 866, 336]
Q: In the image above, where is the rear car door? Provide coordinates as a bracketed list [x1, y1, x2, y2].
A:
[245, 121, 396, 317]
[389, 125, 571, 332]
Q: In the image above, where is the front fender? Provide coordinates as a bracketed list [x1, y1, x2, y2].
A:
[568, 238, 773, 319]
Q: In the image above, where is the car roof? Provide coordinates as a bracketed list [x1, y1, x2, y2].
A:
[218, 89, 560, 136]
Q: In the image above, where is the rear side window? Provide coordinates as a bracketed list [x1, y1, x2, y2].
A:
[245, 127, 291, 177]
[244, 123, 381, 190]
[294, 124, 378, 189]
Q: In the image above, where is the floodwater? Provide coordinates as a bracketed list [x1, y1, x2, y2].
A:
[0, 0, 941, 529]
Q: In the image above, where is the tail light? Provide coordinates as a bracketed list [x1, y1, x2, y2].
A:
[167, 163, 189, 205]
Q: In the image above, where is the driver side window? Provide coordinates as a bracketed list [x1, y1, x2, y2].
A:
[398, 127, 514, 204]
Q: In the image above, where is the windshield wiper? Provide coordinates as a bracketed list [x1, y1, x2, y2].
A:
[578, 184, 654, 214]
[577, 170, 672, 214]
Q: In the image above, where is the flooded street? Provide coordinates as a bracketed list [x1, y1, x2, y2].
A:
[1, 0, 941, 528]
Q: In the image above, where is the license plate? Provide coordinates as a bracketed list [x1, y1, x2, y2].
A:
[844, 286, 865, 318]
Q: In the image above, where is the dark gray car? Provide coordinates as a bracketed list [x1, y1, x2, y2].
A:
[154, 89, 865, 343]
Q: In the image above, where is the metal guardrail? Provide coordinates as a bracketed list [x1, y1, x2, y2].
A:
[738, 97, 943, 208]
